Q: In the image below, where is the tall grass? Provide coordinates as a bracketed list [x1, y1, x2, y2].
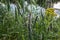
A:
[0, 0, 60, 40]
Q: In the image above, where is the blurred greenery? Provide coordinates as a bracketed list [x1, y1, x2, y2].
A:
[0, 0, 60, 40]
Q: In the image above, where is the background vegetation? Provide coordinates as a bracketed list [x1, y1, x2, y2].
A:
[0, 0, 60, 40]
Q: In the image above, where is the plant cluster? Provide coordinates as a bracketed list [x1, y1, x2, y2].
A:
[0, 0, 60, 40]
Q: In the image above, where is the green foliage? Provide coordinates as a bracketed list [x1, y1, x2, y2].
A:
[0, 0, 60, 40]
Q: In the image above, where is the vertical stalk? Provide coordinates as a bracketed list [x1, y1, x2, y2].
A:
[28, 12, 32, 40]
[27, 0, 33, 40]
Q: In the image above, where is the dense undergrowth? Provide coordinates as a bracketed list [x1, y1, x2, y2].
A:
[0, 0, 60, 40]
